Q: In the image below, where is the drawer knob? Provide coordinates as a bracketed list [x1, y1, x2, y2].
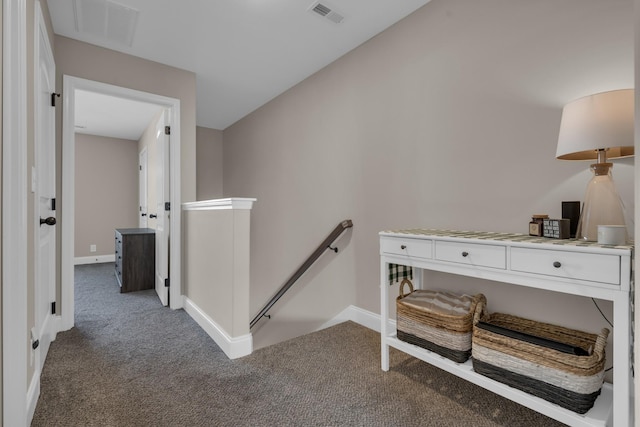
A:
[401, 245, 407, 250]
[553, 261, 561, 268]
[462, 251, 469, 257]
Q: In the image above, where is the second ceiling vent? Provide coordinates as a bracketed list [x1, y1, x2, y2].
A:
[309, 2, 345, 24]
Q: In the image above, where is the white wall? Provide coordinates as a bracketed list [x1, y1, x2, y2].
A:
[223, 0, 634, 349]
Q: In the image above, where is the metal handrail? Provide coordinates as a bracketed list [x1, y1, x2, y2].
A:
[250, 219, 353, 329]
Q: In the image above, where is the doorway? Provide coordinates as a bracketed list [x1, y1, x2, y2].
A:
[61, 76, 183, 332]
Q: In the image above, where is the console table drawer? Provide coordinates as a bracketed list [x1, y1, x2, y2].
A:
[380, 236, 432, 259]
[435, 241, 506, 269]
[510, 247, 621, 285]
[380, 229, 633, 426]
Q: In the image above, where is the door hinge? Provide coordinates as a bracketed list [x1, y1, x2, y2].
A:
[164, 278, 170, 287]
[51, 301, 56, 314]
[51, 198, 56, 211]
[165, 202, 171, 211]
[51, 92, 60, 107]
[164, 126, 171, 135]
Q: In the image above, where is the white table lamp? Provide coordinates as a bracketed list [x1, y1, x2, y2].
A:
[556, 89, 634, 241]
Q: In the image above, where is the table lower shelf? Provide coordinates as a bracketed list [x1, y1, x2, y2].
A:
[384, 335, 612, 427]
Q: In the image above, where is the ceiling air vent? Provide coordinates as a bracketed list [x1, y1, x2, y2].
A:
[309, 2, 345, 24]
[73, 0, 139, 47]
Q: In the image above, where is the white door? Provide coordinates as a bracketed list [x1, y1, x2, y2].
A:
[155, 110, 170, 306]
[34, 4, 57, 371]
[139, 148, 148, 228]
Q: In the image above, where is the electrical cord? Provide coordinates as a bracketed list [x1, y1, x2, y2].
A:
[592, 298, 613, 328]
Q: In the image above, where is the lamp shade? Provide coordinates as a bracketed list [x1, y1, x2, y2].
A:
[556, 89, 634, 160]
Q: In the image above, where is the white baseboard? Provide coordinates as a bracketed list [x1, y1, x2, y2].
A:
[38, 314, 62, 367]
[184, 302, 384, 359]
[318, 305, 392, 333]
[28, 314, 62, 425]
[36, 314, 51, 372]
[74, 254, 115, 265]
[183, 297, 253, 359]
[49, 315, 62, 340]
[26, 367, 40, 426]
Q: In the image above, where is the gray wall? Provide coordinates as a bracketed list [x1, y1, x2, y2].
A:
[74, 134, 138, 258]
[223, 0, 634, 349]
[196, 126, 224, 200]
[54, 35, 197, 204]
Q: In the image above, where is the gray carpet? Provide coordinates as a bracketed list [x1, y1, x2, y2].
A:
[32, 263, 564, 426]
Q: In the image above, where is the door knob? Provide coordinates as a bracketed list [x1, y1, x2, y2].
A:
[149, 214, 158, 218]
[40, 216, 56, 226]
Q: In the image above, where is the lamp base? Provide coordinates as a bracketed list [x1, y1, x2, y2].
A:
[575, 163, 626, 242]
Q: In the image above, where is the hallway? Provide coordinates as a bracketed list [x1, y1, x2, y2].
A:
[31, 263, 563, 427]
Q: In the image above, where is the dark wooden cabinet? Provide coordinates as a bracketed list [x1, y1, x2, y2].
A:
[115, 228, 155, 293]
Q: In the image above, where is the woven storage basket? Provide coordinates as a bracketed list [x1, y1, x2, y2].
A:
[471, 301, 609, 414]
[396, 279, 486, 363]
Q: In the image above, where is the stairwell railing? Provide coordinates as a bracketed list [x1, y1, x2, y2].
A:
[249, 219, 353, 329]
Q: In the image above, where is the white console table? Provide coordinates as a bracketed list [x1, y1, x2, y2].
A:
[379, 229, 633, 427]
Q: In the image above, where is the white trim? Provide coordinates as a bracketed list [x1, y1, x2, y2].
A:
[168, 105, 182, 309]
[61, 76, 75, 331]
[182, 198, 257, 211]
[33, 0, 57, 387]
[3, 0, 28, 426]
[74, 254, 116, 265]
[318, 305, 387, 333]
[183, 297, 253, 359]
[38, 313, 61, 362]
[62, 76, 183, 330]
[26, 368, 40, 424]
[182, 301, 382, 359]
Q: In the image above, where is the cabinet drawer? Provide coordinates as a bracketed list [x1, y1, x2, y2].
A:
[511, 247, 620, 285]
[380, 236, 432, 259]
[435, 241, 506, 269]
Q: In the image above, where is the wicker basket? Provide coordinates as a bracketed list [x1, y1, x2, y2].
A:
[471, 301, 609, 414]
[396, 279, 486, 363]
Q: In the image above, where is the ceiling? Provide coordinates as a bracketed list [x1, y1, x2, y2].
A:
[47, 0, 432, 135]
[74, 89, 163, 140]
